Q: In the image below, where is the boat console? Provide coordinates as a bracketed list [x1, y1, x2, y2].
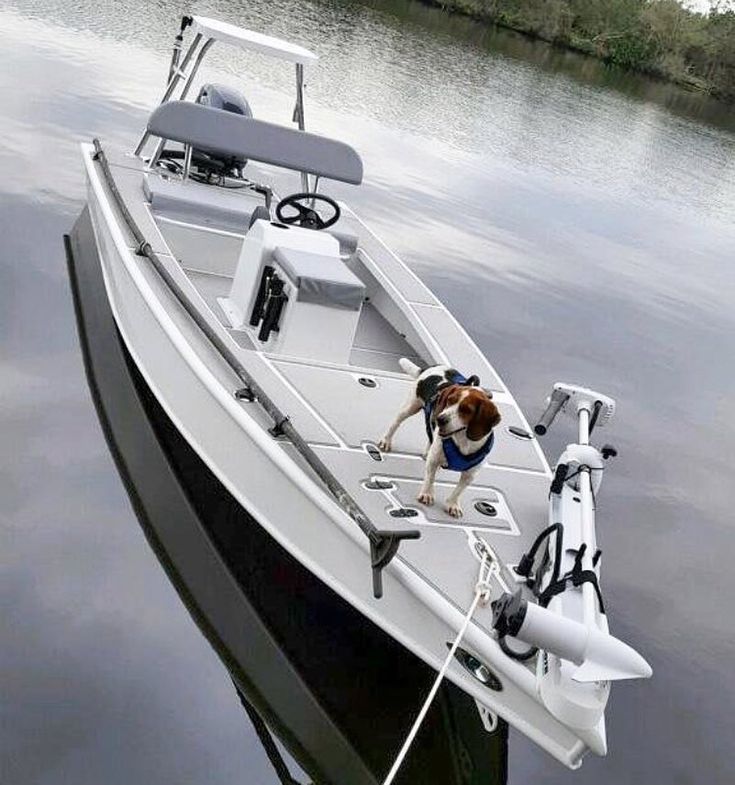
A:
[220, 219, 366, 363]
[142, 90, 368, 363]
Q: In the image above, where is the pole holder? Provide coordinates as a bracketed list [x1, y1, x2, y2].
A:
[370, 529, 420, 599]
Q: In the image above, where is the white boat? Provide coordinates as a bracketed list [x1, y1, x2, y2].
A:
[77, 14, 651, 773]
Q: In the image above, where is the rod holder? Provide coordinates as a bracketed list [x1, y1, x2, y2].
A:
[370, 530, 420, 599]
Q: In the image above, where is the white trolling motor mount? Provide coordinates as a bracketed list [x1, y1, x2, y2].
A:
[491, 384, 651, 753]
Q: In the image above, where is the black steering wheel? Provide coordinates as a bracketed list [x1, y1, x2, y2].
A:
[275, 192, 341, 230]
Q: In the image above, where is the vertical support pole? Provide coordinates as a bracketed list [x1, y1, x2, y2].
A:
[179, 38, 215, 102]
[294, 63, 306, 130]
[168, 35, 182, 83]
[168, 15, 193, 82]
[182, 145, 193, 180]
[134, 32, 203, 156]
[578, 405, 590, 446]
[147, 138, 166, 171]
[310, 176, 320, 208]
[295, 63, 309, 192]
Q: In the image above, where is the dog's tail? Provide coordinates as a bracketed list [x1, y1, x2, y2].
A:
[398, 357, 423, 378]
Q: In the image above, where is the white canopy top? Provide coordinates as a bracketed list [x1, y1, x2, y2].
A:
[191, 16, 318, 65]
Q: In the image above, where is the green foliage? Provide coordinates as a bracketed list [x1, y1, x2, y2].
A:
[422, 0, 735, 100]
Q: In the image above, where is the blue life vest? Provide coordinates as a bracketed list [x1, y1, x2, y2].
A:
[423, 372, 495, 471]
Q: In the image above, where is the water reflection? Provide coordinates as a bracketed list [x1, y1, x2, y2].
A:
[1, 0, 734, 783]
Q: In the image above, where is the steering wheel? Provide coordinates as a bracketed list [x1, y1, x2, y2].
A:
[276, 192, 341, 230]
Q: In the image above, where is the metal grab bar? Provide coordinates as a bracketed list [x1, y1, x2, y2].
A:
[91, 139, 419, 598]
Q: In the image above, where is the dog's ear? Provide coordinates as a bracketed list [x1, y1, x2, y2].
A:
[467, 398, 501, 441]
[435, 384, 459, 414]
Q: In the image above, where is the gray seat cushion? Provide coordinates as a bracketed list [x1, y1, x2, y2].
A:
[144, 173, 253, 232]
[274, 247, 365, 310]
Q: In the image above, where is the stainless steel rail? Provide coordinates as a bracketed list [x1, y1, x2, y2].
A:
[91, 139, 419, 598]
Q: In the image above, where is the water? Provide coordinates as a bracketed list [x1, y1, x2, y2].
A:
[1, 0, 734, 782]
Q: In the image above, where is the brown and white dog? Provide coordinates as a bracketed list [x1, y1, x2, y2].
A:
[378, 359, 501, 518]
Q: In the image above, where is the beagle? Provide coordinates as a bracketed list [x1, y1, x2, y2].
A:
[378, 359, 501, 518]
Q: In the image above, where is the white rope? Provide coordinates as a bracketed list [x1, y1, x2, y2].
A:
[381, 551, 496, 785]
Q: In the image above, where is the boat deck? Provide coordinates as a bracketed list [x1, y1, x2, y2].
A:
[101, 149, 551, 637]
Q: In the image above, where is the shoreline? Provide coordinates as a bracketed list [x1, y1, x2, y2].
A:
[413, 0, 734, 103]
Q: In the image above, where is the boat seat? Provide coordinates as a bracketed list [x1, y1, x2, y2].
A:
[144, 173, 258, 233]
[273, 247, 365, 310]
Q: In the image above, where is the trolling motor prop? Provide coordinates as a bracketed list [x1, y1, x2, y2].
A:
[492, 591, 652, 683]
[491, 383, 651, 744]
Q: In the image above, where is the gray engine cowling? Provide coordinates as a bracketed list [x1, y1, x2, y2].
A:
[193, 83, 253, 173]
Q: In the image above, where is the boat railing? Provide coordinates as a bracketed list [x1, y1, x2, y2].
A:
[91, 138, 419, 599]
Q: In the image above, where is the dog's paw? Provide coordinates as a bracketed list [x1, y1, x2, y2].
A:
[445, 502, 463, 519]
[377, 437, 392, 452]
[417, 491, 434, 506]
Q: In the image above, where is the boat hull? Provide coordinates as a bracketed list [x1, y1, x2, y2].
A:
[80, 142, 593, 768]
[65, 206, 509, 784]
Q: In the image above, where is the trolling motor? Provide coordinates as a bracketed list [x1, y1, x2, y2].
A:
[491, 383, 650, 744]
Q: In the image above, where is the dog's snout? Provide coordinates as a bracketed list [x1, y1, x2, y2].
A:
[437, 413, 449, 427]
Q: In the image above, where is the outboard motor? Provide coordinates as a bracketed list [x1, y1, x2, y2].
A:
[193, 83, 253, 176]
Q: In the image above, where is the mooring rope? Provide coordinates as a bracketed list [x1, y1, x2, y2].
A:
[381, 550, 496, 785]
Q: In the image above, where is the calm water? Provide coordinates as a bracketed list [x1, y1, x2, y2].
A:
[2, 0, 735, 783]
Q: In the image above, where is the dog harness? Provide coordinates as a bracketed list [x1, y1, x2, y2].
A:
[423, 371, 495, 472]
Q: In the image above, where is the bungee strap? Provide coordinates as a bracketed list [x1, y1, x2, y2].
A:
[538, 544, 606, 614]
[515, 525, 606, 614]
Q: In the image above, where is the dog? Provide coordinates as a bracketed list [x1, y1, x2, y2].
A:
[378, 359, 501, 518]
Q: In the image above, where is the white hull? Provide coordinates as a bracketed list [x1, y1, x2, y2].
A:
[82, 141, 607, 767]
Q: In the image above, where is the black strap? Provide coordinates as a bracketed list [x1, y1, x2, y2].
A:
[515, 522, 563, 590]
[537, 544, 606, 614]
[569, 545, 606, 614]
[517, 529, 606, 614]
